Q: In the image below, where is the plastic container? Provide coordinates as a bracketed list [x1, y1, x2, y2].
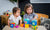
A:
[32, 19, 37, 26]
[20, 24, 24, 27]
[15, 25, 19, 28]
[24, 18, 30, 24]
[25, 24, 29, 28]
[32, 19, 38, 30]
[10, 24, 14, 28]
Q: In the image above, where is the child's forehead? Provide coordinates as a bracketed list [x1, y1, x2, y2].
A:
[16, 10, 20, 12]
[27, 7, 32, 9]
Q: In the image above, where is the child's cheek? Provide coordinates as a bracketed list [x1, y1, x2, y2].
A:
[27, 11, 29, 13]
[16, 13, 19, 16]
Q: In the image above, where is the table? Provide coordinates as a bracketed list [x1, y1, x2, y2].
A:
[2, 25, 47, 30]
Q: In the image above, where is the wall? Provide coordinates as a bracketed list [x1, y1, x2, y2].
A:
[30, 0, 50, 3]
[18, 0, 50, 18]
[0, 0, 18, 15]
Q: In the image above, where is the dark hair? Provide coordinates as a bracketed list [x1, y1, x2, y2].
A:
[24, 3, 34, 14]
[12, 7, 20, 14]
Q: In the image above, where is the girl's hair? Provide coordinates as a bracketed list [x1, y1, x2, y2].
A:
[24, 3, 34, 14]
[12, 7, 20, 14]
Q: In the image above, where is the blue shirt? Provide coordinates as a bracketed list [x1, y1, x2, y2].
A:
[23, 13, 38, 22]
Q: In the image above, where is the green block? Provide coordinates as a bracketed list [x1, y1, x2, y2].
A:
[32, 25, 38, 30]
[15, 24, 16, 26]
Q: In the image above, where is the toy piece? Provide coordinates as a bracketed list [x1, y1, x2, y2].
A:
[32, 25, 38, 30]
[20, 24, 24, 27]
[23, 24, 25, 27]
[11, 23, 15, 24]
[15, 25, 19, 28]
[10, 23, 15, 28]
[24, 18, 30, 24]
[32, 19, 38, 30]
[10, 23, 19, 28]
[24, 18, 30, 28]
[10, 24, 14, 28]
[25, 24, 29, 28]
[11, 23, 15, 26]
[7, 13, 9, 16]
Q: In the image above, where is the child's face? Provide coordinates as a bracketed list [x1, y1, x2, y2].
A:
[26, 7, 32, 14]
[15, 10, 20, 17]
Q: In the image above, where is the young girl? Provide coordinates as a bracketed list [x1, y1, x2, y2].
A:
[23, 3, 38, 27]
[8, 7, 22, 26]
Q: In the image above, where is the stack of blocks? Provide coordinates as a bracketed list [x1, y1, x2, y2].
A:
[24, 18, 30, 28]
[10, 23, 19, 28]
[32, 19, 38, 30]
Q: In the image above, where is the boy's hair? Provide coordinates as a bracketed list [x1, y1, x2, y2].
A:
[24, 3, 34, 14]
[12, 7, 20, 14]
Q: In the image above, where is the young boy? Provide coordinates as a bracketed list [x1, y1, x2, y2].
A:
[8, 7, 22, 26]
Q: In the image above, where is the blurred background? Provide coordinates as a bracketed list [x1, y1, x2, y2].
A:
[0, 0, 50, 18]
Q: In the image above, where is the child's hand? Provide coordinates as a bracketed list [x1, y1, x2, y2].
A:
[32, 18, 35, 20]
[8, 24, 10, 27]
[32, 26, 34, 28]
[20, 19, 22, 25]
[29, 25, 32, 27]
[8, 19, 10, 26]
[32, 16, 38, 20]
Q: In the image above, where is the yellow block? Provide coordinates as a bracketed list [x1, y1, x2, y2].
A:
[25, 24, 29, 28]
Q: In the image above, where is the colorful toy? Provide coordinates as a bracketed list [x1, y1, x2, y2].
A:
[10, 23, 19, 28]
[20, 24, 24, 27]
[24, 18, 30, 28]
[10, 24, 14, 28]
[15, 25, 19, 28]
[24, 18, 30, 24]
[32, 19, 38, 30]
[23, 24, 25, 27]
[25, 24, 29, 28]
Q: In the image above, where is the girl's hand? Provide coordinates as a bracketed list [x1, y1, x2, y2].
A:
[29, 24, 32, 27]
[32, 18, 35, 20]
[32, 26, 34, 28]
[32, 16, 38, 20]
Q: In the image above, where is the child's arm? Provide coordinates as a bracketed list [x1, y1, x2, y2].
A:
[20, 19, 22, 25]
[32, 16, 37, 20]
[32, 13, 38, 20]
[8, 19, 10, 26]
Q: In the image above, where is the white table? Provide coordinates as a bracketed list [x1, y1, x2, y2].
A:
[2, 25, 47, 30]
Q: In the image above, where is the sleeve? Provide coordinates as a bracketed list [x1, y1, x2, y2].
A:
[23, 15, 25, 22]
[19, 16, 22, 20]
[33, 13, 38, 18]
[9, 15, 12, 20]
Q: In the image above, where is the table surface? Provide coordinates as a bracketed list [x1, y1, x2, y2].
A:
[2, 25, 47, 30]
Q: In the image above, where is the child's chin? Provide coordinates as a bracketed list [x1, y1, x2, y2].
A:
[17, 15, 19, 17]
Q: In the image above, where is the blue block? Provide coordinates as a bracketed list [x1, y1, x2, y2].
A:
[32, 19, 37, 26]
[24, 19, 30, 24]
[10, 24, 14, 28]
[29, 22, 32, 25]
